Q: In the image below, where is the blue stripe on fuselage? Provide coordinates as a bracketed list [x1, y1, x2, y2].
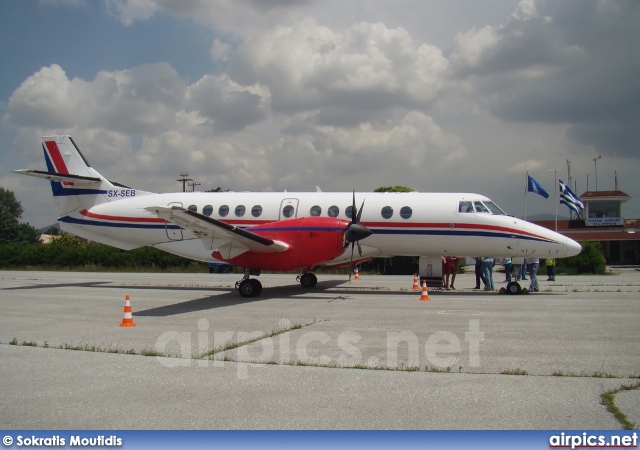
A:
[58, 216, 180, 230]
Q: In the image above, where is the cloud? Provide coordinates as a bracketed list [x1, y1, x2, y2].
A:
[187, 75, 269, 132]
[3, 63, 186, 135]
[3, 63, 272, 136]
[449, 0, 640, 158]
[229, 19, 449, 116]
[507, 158, 546, 174]
[105, 0, 159, 26]
[105, 0, 310, 36]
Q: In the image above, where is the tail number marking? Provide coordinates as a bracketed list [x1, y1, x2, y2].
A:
[107, 189, 136, 198]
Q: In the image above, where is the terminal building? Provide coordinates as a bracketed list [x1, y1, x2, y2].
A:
[532, 190, 639, 265]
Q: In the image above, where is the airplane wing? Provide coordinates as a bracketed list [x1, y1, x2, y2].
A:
[145, 206, 289, 259]
[13, 170, 101, 185]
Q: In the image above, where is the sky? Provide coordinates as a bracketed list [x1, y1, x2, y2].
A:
[1, 0, 639, 229]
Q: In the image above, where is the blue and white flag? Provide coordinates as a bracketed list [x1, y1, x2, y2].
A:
[527, 175, 549, 199]
[559, 179, 584, 217]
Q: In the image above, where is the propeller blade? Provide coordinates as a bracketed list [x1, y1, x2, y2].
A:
[352, 190, 357, 222]
[345, 191, 371, 283]
[349, 243, 355, 283]
[356, 200, 365, 223]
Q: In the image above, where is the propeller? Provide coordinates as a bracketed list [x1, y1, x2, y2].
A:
[345, 191, 373, 281]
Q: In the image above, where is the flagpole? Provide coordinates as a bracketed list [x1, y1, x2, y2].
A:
[549, 169, 557, 231]
[524, 171, 528, 220]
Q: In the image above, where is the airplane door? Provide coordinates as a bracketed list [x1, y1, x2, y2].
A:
[279, 198, 299, 220]
[165, 202, 184, 240]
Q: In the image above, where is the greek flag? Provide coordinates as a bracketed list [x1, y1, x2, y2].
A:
[559, 179, 584, 217]
[527, 175, 549, 199]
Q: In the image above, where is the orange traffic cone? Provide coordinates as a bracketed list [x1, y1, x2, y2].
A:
[412, 274, 420, 290]
[119, 295, 136, 327]
[354, 267, 360, 280]
[419, 280, 431, 301]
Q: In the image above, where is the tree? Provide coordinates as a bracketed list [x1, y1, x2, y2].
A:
[0, 187, 24, 219]
[0, 187, 39, 244]
[374, 186, 414, 193]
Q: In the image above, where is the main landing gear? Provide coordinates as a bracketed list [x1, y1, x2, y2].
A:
[235, 269, 263, 298]
[236, 270, 318, 298]
[297, 272, 317, 288]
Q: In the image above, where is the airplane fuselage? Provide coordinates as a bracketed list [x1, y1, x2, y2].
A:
[58, 189, 580, 266]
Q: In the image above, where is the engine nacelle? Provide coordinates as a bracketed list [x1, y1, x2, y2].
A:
[212, 216, 350, 271]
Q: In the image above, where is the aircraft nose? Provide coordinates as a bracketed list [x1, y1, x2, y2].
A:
[564, 236, 582, 257]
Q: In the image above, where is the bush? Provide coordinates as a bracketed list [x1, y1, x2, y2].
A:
[0, 233, 207, 272]
[556, 241, 607, 275]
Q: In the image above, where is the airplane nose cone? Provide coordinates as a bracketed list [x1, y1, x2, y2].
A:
[565, 236, 582, 257]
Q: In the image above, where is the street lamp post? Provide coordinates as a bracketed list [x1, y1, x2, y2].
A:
[177, 172, 192, 192]
[549, 168, 557, 232]
[593, 156, 601, 191]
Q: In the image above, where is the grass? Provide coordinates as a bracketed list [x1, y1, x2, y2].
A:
[601, 381, 640, 430]
[553, 370, 620, 378]
[198, 321, 306, 359]
[501, 368, 528, 376]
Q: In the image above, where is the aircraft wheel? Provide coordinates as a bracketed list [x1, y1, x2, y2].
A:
[506, 281, 522, 295]
[300, 273, 317, 288]
[239, 279, 262, 297]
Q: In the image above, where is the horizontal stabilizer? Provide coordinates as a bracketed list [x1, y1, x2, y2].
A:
[145, 206, 289, 257]
[13, 169, 101, 186]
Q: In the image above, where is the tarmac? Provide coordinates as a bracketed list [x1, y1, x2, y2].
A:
[1, 268, 639, 429]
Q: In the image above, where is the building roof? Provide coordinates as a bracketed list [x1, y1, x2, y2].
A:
[533, 218, 640, 242]
[579, 190, 631, 202]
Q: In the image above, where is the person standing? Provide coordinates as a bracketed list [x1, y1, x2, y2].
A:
[503, 257, 513, 282]
[527, 258, 540, 292]
[473, 257, 485, 289]
[442, 256, 458, 290]
[519, 258, 528, 281]
[480, 257, 495, 291]
[545, 258, 556, 281]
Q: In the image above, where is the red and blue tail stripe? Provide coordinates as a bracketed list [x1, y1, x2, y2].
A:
[43, 141, 107, 197]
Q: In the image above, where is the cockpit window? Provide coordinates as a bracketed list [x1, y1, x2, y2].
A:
[484, 201, 507, 215]
[458, 201, 474, 213]
[474, 201, 491, 213]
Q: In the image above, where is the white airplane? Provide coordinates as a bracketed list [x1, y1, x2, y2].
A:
[15, 135, 581, 297]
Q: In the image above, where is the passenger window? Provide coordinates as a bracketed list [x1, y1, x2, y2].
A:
[474, 201, 490, 213]
[219, 205, 229, 217]
[459, 201, 473, 213]
[400, 206, 412, 219]
[345, 206, 354, 219]
[187, 205, 197, 212]
[328, 205, 340, 217]
[202, 205, 213, 216]
[282, 205, 295, 218]
[381, 206, 393, 219]
[310, 205, 322, 216]
[251, 205, 263, 217]
[235, 205, 246, 217]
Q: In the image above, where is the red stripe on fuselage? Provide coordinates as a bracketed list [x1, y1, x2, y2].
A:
[363, 221, 552, 241]
[80, 209, 165, 223]
[45, 141, 68, 174]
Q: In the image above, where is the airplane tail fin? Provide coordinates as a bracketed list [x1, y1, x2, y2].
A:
[14, 135, 148, 219]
